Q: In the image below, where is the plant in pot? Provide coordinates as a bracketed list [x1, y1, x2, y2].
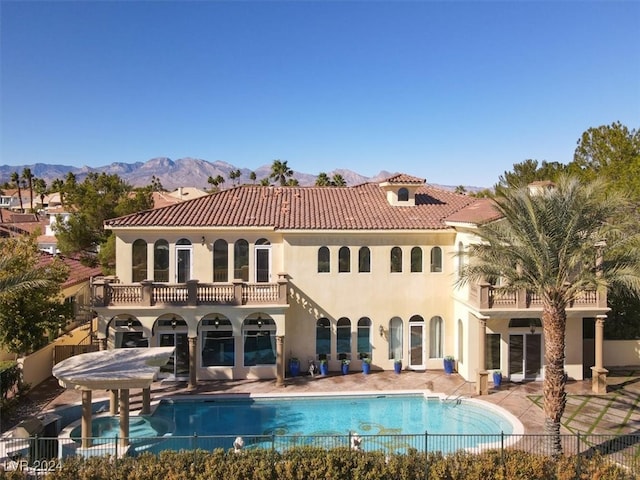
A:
[319, 358, 329, 376]
[492, 370, 502, 388]
[341, 359, 350, 375]
[393, 358, 402, 374]
[289, 357, 300, 377]
[443, 356, 455, 375]
[361, 356, 371, 375]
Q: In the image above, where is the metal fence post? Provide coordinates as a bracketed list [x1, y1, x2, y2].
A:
[501, 431, 505, 478]
[424, 431, 429, 480]
[114, 435, 118, 472]
[272, 434, 275, 451]
[576, 432, 581, 477]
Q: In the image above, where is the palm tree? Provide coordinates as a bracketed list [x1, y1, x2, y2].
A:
[270, 159, 293, 186]
[10, 171, 24, 212]
[249, 171, 257, 184]
[0, 254, 52, 298]
[51, 178, 65, 206]
[460, 176, 640, 454]
[315, 172, 331, 186]
[331, 174, 346, 187]
[22, 167, 34, 212]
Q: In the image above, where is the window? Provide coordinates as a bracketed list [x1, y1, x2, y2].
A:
[202, 317, 234, 367]
[398, 188, 409, 202]
[358, 247, 371, 273]
[391, 247, 402, 273]
[430, 247, 442, 273]
[176, 238, 192, 283]
[486, 333, 501, 370]
[339, 247, 350, 273]
[255, 238, 271, 283]
[411, 247, 422, 273]
[316, 318, 331, 358]
[213, 239, 229, 282]
[457, 319, 464, 364]
[153, 239, 169, 282]
[114, 318, 148, 348]
[357, 317, 372, 358]
[234, 239, 249, 281]
[132, 239, 147, 282]
[337, 317, 351, 358]
[389, 317, 403, 360]
[243, 317, 276, 366]
[429, 316, 443, 358]
[457, 242, 464, 277]
[318, 247, 330, 273]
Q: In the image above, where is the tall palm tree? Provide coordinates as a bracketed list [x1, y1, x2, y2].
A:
[315, 172, 331, 186]
[22, 167, 34, 212]
[331, 174, 346, 187]
[10, 171, 24, 212]
[270, 159, 293, 186]
[460, 176, 640, 454]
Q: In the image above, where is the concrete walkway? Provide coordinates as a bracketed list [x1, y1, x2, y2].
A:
[4, 367, 640, 437]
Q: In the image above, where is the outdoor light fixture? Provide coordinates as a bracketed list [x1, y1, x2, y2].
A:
[201, 236, 206, 245]
[529, 321, 536, 335]
[171, 317, 177, 330]
[214, 316, 220, 329]
[127, 318, 134, 329]
[257, 316, 263, 329]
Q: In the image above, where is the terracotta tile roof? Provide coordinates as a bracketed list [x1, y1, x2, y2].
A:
[381, 173, 426, 184]
[444, 198, 502, 225]
[0, 211, 47, 236]
[106, 180, 484, 231]
[37, 253, 103, 289]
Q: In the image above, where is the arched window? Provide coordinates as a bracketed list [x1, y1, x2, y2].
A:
[316, 318, 331, 359]
[357, 317, 372, 358]
[213, 239, 228, 282]
[337, 317, 351, 359]
[318, 247, 330, 273]
[457, 319, 464, 364]
[389, 317, 403, 360]
[339, 247, 350, 273]
[201, 316, 234, 366]
[390, 247, 402, 273]
[430, 246, 442, 273]
[457, 242, 464, 277]
[234, 239, 249, 281]
[256, 238, 270, 245]
[243, 317, 276, 366]
[429, 316, 443, 358]
[153, 239, 169, 282]
[411, 247, 422, 273]
[132, 239, 147, 282]
[398, 188, 409, 202]
[358, 247, 371, 273]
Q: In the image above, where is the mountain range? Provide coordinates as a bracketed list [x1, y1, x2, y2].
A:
[0, 157, 479, 192]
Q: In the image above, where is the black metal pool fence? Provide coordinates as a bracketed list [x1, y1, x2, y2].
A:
[2, 432, 639, 475]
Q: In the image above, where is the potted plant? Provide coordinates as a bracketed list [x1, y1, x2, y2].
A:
[341, 359, 350, 375]
[443, 356, 455, 375]
[319, 358, 329, 376]
[393, 358, 402, 374]
[361, 356, 371, 375]
[289, 357, 300, 377]
[492, 370, 502, 388]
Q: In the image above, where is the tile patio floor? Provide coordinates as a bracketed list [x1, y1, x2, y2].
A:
[8, 367, 640, 437]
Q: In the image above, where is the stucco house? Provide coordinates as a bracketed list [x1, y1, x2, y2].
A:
[92, 174, 609, 392]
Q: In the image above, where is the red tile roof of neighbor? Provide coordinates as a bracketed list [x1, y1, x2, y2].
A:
[37, 253, 103, 289]
[106, 176, 499, 231]
[445, 198, 502, 225]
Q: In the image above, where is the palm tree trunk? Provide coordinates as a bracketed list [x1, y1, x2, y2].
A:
[542, 302, 567, 455]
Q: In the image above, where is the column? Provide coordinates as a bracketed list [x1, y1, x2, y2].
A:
[476, 318, 489, 396]
[109, 389, 119, 415]
[275, 335, 285, 387]
[188, 336, 197, 390]
[591, 315, 608, 394]
[141, 387, 151, 415]
[81, 390, 92, 449]
[99, 338, 107, 351]
[119, 388, 130, 448]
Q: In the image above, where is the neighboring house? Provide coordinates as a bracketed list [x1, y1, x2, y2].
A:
[0, 188, 36, 212]
[0, 210, 47, 239]
[92, 174, 608, 389]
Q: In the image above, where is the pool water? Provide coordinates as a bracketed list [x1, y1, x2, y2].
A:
[153, 394, 513, 437]
[69, 416, 171, 445]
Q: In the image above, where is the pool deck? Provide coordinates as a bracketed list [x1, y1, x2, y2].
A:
[5, 367, 640, 437]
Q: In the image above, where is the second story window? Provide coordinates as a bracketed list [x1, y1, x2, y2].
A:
[430, 246, 442, 273]
[391, 247, 402, 273]
[132, 239, 147, 282]
[339, 247, 350, 273]
[358, 247, 371, 273]
[213, 239, 228, 282]
[234, 239, 249, 281]
[153, 239, 169, 282]
[318, 246, 330, 273]
[411, 247, 422, 273]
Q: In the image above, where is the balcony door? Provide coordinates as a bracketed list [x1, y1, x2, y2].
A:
[255, 239, 271, 283]
[408, 317, 425, 370]
[176, 239, 192, 283]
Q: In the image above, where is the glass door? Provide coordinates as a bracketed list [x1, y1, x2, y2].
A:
[176, 247, 192, 283]
[509, 333, 542, 381]
[255, 247, 270, 283]
[409, 323, 425, 370]
[159, 332, 189, 379]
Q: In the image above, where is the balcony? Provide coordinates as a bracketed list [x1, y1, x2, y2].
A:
[92, 274, 289, 308]
[468, 283, 607, 311]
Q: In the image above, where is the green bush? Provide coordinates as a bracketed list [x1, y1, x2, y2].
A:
[0, 448, 634, 480]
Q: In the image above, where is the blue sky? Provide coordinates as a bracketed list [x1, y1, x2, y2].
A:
[1, 1, 638, 187]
